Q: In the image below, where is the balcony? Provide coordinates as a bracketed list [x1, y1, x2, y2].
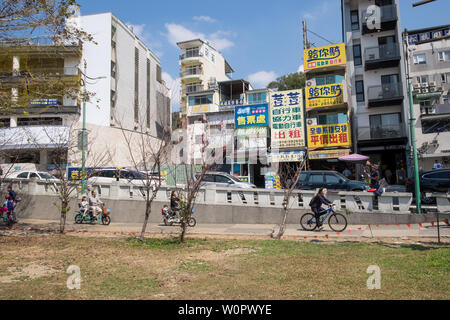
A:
[179, 52, 203, 60]
[362, 4, 398, 35]
[180, 68, 203, 78]
[364, 43, 401, 71]
[0, 67, 80, 85]
[367, 82, 404, 108]
[182, 86, 205, 96]
[357, 125, 407, 147]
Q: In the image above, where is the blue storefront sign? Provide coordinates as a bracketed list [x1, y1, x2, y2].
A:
[30, 99, 59, 106]
[235, 104, 269, 128]
[68, 167, 95, 181]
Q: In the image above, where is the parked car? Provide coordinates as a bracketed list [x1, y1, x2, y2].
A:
[12, 171, 59, 181]
[194, 172, 257, 189]
[406, 169, 450, 204]
[88, 168, 151, 186]
[296, 171, 369, 191]
[140, 171, 167, 186]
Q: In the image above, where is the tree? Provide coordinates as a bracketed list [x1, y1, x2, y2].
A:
[117, 113, 172, 242]
[267, 72, 306, 91]
[25, 122, 111, 233]
[271, 159, 307, 240]
[0, 0, 94, 113]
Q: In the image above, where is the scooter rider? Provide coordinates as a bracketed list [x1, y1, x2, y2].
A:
[170, 190, 180, 218]
[89, 190, 103, 219]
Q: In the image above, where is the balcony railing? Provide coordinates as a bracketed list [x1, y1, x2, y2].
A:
[358, 125, 406, 141]
[364, 43, 400, 70]
[362, 4, 398, 34]
[367, 82, 404, 107]
[180, 68, 203, 77]
[182, 86, 205, 96]
[179, 52, 203, 60]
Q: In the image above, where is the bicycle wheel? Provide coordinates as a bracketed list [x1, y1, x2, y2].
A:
[328, 213, 348, 233]
[300, 213, 317, 231]
[188, 217, 197, 228]
[75, 214, 83, 224]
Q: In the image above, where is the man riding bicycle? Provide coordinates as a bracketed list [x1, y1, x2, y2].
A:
[310, 188, 335, 231]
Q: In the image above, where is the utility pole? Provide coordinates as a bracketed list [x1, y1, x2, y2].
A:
[404, 31, 422, 214]
[412, 0, 436, 7]
[81, 60, 87, 195]
[302, 21, 309, 49]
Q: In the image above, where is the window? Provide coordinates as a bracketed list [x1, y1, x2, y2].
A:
[215, 175, 232, 184]
[38, 172, 54, 180]
[30, 173, 39, 179]
[353, 44, 362, 66]
[186, 82, 202, 93]
[370, 113, 402, 138]
[188, 94, 213, 106]
[185, 65, 201, 76]
[248, 92, 267, 104]
[202, 174, 214, 182]
[416, 75, 429, 84]
[310, 173, 324, 184]
[315, 113, 348, 125]
[298, 173, 308, 183]
[111, 61, 116, 78]
[351, 10, 360, 31]
[422, 118, 450, 134]
[356, 80, 365, 102]
[156, 65, 162, 83]
[315, 77, 326, 86]
[211, 54, 215, 63]
[185, 47, 199, 58]
[325, 174, 340, 184]
[17, 117, 63, 126]
[17, 172, 29, 179]
[441, 73, 450, 84]
[439, 51, 450, 62]
[413, 54, 427, 65]
[0, 118, 10, 128]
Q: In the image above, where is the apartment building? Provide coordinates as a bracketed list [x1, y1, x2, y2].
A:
[0, 44, 82, 170]
[342, 0, 410, 184]
[406, 25, 450, 171]
[0, 12, 171, 171]
[304, 43, 352, 170]
[178, 39, 234, 119]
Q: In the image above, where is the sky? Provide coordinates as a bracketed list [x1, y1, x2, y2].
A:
[77, 0, 450, 111]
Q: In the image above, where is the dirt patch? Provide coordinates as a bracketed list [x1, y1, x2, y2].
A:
[0, 262, 58, 284]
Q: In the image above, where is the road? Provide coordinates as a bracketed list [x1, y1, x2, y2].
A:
[4, 218, 450, 242]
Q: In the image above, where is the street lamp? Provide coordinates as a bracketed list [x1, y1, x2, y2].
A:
[80, 60, 106, 195]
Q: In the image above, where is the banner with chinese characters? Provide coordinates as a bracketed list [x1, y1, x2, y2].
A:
[304, 43, 346, 71]
[308, 149, 350, 160]
[307, 123, 351, 149]
[269, 89, 305, 149]
[306, 83, 344, 109]
[235, 104, 269, 128]
[269, 150, 305, 163]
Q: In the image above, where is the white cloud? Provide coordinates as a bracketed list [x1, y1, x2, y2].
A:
[162, 72, 181, 112]
[247, 71, 278, 89]
[164, 23, 234, 51]
[193, 16, 216, 23]
[298, 64, 304, 73]
[126, 22, 164, 57]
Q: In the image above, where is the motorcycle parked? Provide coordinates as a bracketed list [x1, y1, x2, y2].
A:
[1, 212, 14, 228]
[161, 206, 196, 227]
[75, 203, 111, 225]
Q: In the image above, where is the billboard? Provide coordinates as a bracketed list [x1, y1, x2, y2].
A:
[303, 43, 346, 71]
[269, 89, 305, 149]
[235, 104, 269, 128]
[269, 150, 305, 163]
[307, 123, 351, 149]
[306, 83, 344, 109]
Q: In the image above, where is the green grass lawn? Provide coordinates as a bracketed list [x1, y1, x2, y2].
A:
[0, 235, 448, 300]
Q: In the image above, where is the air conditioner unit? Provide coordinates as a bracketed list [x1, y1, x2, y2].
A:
[421, 83, 429, 88]
[413, 83, 421, 90]
[429, 81, 437, 87]
[437, 86, 443, 92]
[306, 118, 318, 126]
[306, 79, 316, 87]
[422, 88, 430, 93]
[429, 87, 437, 92]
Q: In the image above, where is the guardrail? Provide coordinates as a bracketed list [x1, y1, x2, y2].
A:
[4, 178, 450, 214]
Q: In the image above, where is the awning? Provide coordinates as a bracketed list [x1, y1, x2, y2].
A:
[308, 149, 350, 160]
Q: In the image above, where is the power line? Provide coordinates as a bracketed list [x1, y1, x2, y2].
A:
[306, 28, 335, 46]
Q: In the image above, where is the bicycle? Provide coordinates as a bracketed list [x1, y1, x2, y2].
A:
[300, 205, 348, 232]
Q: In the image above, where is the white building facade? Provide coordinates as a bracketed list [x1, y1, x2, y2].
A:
[342, 0, 411, 184]
[406, 25, 450, 171]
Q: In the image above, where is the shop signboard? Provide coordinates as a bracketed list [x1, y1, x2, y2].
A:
[408, 28, 450, 45]
[306, 83, 344, 109]
[269, 151, 305, 163]
[303, 43, 346, 71]
[30, 99, 59, 106]
[269, 89, 305, 149]
[307, 123, 351, 149]
[235, 104, 269, 128]
[308, 149, 350, 160]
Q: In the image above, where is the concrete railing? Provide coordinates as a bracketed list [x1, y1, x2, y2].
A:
[3, 178, 447, 215]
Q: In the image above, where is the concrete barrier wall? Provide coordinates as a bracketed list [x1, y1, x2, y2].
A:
[2, 179, 450, 225]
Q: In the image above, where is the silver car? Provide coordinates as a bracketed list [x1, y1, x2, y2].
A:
[195, 172, 256, 189]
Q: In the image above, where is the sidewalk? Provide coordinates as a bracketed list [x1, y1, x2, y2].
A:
[4, 218, 450, 241]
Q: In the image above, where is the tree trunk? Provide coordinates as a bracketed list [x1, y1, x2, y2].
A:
[140, 203, 152, 241]
[275, 194, 290, 239]
[180, 221, 186, 243]
[60, 201, 68, 234]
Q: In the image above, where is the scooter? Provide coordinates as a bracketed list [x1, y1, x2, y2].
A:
[1, 212, 14, 228]
[75, 203, 111, 225]
[161, 206, 196, 227]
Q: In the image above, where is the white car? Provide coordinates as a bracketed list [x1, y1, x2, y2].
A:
[12, 171, 59, 181]
[88, 168, 157, 187]
[195, 172, 257, 189]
